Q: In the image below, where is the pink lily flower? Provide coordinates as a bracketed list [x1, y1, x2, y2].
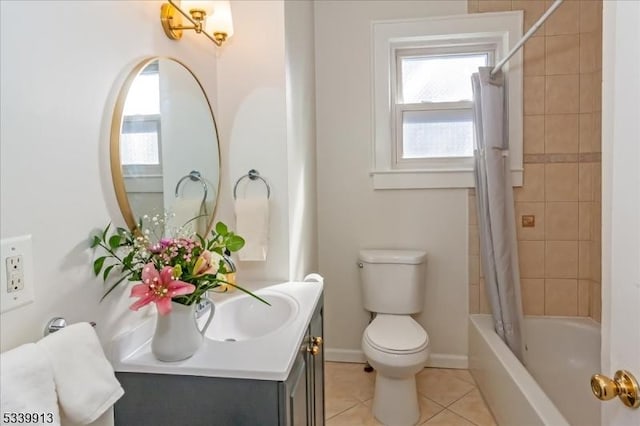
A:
[129, 263, 195, 315]
[192, 250, 222, 277]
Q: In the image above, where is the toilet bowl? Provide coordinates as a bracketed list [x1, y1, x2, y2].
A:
[358, 249, 429, 426]
[362, 314, 430, 426]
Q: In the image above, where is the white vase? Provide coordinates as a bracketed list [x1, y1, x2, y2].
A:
[151, 298, 215, 362]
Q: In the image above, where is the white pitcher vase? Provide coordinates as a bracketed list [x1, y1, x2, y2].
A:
[151, 298, 215, 362]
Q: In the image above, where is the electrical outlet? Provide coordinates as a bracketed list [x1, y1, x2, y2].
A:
[1, 235, 35, 313]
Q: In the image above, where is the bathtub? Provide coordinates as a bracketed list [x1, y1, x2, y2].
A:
[469, 314, 601, 426]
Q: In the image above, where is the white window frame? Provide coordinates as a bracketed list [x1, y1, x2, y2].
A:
[372, 12, 524, 189]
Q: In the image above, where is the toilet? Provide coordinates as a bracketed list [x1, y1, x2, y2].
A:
[359, 249, 429, 426]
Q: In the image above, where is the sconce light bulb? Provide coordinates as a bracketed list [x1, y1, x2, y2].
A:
[206, 1, 234, 39]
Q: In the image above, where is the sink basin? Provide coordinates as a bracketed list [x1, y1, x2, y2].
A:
[206, 291, 299, 342]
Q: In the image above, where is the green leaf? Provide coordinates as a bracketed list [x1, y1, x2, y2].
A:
[102, 223, 111, 241]
[226, 235, 245, 252]
[103, 264, 115, 281]
[93, 256, 107, 276]
[215, 221, 228, 236]
[108, 234, 122, 249]
[90, 235, 101, 248]
[226, 281, 271, 306]
[100, 273, 132, 302]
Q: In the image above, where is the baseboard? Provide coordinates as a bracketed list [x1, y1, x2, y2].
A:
[426, 353, 468, 369]
[325, 348, 468, 369]
[325, 348, 367, 363]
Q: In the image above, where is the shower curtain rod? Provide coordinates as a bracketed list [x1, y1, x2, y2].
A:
[491, 0, 565, 77]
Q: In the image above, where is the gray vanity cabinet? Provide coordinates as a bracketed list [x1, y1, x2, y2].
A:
[114, 295, 324, 426]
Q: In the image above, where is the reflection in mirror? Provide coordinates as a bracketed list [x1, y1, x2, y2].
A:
[111, 57, 220, 236]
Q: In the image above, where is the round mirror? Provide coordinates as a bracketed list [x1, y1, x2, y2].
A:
[110, 57, 220, 236]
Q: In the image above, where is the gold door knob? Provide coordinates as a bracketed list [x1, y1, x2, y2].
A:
[307, 345, 320, 356]
[311, 336, 323, 346]
[591, 370, 640, 409]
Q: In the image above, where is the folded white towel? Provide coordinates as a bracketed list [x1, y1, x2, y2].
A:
[235, 197, 269, 261]
[36, 323, 124, 425]
[1, 343, 61, 426]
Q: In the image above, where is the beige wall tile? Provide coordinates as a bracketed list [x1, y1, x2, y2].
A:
[478, 0, 512, 13]
[580, 73, 595, 113]
[546, 240, 578, 278]
[515, 163, 545, 202]
[525, 76, 546, 115]
[590, 280, 601, 322]
[524, 115, 545, 154]
[469, 226, 479, 256]
[519, 241, 545, 278]
[580, 0, 601, 33]
[580, 32, 597, 74]
[590, 238, 601, 282]
[545, 114, 579, 153]
[524, 36, 546, 76]
[469, 284, 480, 314]
[521, 278, 545, 315]
[579, 113, 594, 153]
[545, 34, 580, 75]
[546, 74, 579, 114]
[516, 202, 545, 240]
[578, 279, 590, 316]
[593, 165, 602, 202]
[545, 279, 578, 316]
[545, 202, 579, 240]
[578, 163, 593, 201]
[578, 202, 592, 240]
[469, 255, 480, 286]
[578, 240, 591, 280]
[479, 279, 492, 314]
[545, 163, 579, 201]
[593, 112, 602, 152]
[545, 0, 580, 35]
[468, 0, 479, 13]
[513, 0, 547, 35]
[594, 70, 602, 112]
[591, 201, 601, 242]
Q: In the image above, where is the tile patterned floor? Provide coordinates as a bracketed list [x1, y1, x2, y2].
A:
[325, 362, 497, 426]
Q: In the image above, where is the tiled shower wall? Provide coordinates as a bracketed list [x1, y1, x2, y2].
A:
[467, 0, 603, 322]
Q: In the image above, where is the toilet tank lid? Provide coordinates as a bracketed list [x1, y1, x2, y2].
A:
[359, 249, 427, 265]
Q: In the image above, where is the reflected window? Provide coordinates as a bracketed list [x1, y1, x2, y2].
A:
[121, 62, 162, 176]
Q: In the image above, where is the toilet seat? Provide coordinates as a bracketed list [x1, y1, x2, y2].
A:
[364, 314, 429, 355]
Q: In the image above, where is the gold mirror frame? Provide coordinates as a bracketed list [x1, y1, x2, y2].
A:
[109, 56, 221, 234]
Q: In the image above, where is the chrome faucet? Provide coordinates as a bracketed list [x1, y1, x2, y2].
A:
[222, 250, 237, 273]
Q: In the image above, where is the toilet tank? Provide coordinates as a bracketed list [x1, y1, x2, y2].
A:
[358, 249, 427, 314]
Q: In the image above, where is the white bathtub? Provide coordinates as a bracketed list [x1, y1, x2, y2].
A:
[469, 314, 601, 426]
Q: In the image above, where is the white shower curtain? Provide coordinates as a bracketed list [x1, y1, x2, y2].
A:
[471, 67, 526, 363]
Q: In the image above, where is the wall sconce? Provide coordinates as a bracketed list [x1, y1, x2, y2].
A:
[161, 0, 234, 47]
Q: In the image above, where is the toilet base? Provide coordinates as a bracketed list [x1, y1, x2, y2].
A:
[372, 373, 420, 426]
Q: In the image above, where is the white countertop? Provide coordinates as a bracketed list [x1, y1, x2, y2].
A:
[108, 278, 323, 381]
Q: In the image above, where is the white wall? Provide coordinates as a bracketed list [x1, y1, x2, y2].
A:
[284, 1, 318, 280]
[314, 0, 471, 366]
[0, 0, 219, 351]
[216, 0, 318, 283]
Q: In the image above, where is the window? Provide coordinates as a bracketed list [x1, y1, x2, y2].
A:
[372, 13, 524, 189]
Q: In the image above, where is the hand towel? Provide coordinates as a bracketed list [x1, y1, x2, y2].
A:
[1, 343, 61, 426]
[235, 197, 269, 261]
[169, 198, 208, 236]
[36, 323, 124, 425]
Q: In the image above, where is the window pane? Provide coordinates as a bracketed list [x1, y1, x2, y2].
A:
[120, 132, 160, 165]
[401, 109, 473, 158]
[400, 54, 487, 103]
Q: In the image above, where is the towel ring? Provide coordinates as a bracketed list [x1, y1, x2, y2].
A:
[233, 169, 271, 199]
[175, 170, 208, 204]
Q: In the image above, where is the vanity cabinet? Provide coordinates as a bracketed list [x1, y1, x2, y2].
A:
[114, 295, 324, 426]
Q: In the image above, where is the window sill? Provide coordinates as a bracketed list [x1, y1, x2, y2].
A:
[370, 169, 523, 190]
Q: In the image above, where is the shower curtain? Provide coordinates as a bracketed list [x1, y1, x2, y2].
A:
[471, 67, 526, 363]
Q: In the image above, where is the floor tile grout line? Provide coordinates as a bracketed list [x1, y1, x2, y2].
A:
[443, 386, 477, 408]
[325, 400, 361, 421]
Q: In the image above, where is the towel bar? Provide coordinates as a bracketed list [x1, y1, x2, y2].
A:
[233, 169, 271, 199]
[45, 317, 96, 336]
[175, 170, 209, 204]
